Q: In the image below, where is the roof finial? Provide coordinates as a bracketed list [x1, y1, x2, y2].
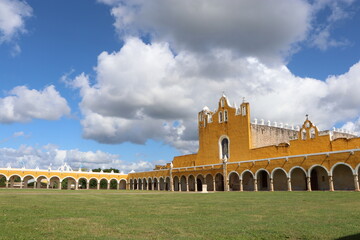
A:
[222, 91, 226, 97]
[242, 97, 246, 103]
[306, 114, 309, 120]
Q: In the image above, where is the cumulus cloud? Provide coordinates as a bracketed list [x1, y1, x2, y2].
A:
[0, 0, 32, 44]
[0, 144, 156, 173]
[68, 38, 360, 153]
[99, 0, 311, 63]
[0, 85, 70, 123]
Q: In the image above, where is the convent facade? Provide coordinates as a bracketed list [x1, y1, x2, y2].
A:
[1, 95, 360, 192]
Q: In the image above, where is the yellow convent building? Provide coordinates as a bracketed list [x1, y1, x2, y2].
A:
[1, 95, 360, 192]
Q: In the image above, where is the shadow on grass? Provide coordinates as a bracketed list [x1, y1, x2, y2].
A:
[336, 233, 360, 240]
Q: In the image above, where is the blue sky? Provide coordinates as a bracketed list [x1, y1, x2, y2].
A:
[0, 0, 360, 172]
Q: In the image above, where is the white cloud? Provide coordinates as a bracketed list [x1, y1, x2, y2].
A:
[0, 144, 156, 173]
[0, 0, 32, 44]
[100, 0, 311, 64]
[0, 85, 70, 123]
[68, 38, 360, 154]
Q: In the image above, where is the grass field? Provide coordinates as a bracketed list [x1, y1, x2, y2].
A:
[0, 189, 359, 240]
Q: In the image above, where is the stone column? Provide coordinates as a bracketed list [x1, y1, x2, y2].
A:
[117, 182, 120, 190]
[58, 181, 62, 190]
[107, 182, 110, 190]
[354, 175, 359, 191]
[329, 176, 334, 191]
[97, 182, 100, 190]
[186, 181, 189, 192]
[287, 178, 292, 191]
[213, 178, 216, 192]
[270, 178, 274, 192]
[86, 182, 90, 190]
[5, 180, 9, 188]
[254, 179, 258, 192]
[170, 164, 174, 191]
[46, 183, 49, 189]
[34, 181, 37, 189]
[75, 181, 79, 190]
[239, 179, 243, 192]
[20, 181, 23, 189]
[307, 177, 312, 191]
[223, 161, 228, 191]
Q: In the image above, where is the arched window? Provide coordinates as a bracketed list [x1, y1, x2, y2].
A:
[221, 138, 229, 159]
[219, 111, 223, 123]
[310, 128, 315, 139]
[224, 110, 228, 122]
[302, 129, 307, 140]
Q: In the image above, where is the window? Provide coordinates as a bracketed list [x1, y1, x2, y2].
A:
[302, 129, 307, 140]
[242, 106, 246, 116]
[221, 138, 229, 159]
[224, 110, 228, 122]
[219, 111, 223, 123]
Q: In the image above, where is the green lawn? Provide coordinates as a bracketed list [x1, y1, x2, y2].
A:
[0, 189, 359, 240]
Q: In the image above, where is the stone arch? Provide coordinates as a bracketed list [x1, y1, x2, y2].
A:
[331, 163, 355, 190]
[61, 176, 77, 190]
[188, 175, 196, 191]
[180, 175, 187, 191]
[119, 179, 127, 190]
[138, 178, 143, 190]
[241, 170, 254, 191]
[78, 177, 88, 189]
[8, 174, 22, 188]
[289, 167, 307, 191]
[153, 178, 158, 190]
[130, 179, 134, 190]
[165, 177, 170, 191]
[215, 173, 224, 191]
[148, 178, 152, 190]
[35, 175, 49, 189]
[159, 177, 165, 191]
[173, 176, 180, 191]
[49, 176, 61, 189]
[228, 171, 240, 191]
[143, 178, 148, 190]
[23, 174, 36, 188]
[134, 179, 138, 190]
[196, 174, 205, 192]
[205, 174, 214, 191]
[99, 178, 108, 189]
[309, 165, 329, 191]
[219, 135, 230, 160]
[109, 178, 118, 190]
[0, 173, 7, 188]
[89, 177, 98, 189]
[272, 168, 288, 191]
[255, 169, 270, 191]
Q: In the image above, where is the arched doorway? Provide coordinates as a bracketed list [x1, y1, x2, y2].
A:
[290, 167, 307, 191]
[9, 175, 22, 188]
[206, 174, 214, 191]
[310, 166, 329, 190]
[78, 177, 87, 189]
[188, 175, 196, 191]
[138, 179, 143, 190]
[134, 179, 138, 190]
[0, 174, 7, 188]
[99, 179, 108, 189]
[159, 178, 165, 190]
[196, 175, 205, 192]
[173, 176, 180, 191]
[148, 178, 152, 190]
[242, 171, 254, 191]
[130, 179, 134, 190]
[23, 175, 35, 188]
[119, 179, 127, 190]
[229, 172, 240, 191]
[165, 177, 170, 191]
[36, 176, 48, 189]
[143, 178, 147, 190]
[273, 169, 287, 191]
[257, 170, 270, 191]
[110, 179, 118, 189]
[153, 178, 158, 190]
[332, 164, 355, 190]
[49, 176, 61, 189]
[62, 177, 76, 190]
[89, 178, 98, 189]
[215, 173, 224, 191]
[180, 176, 187, 191]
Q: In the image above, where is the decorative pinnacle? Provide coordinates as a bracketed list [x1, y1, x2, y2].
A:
[306, 114, 309, 120]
